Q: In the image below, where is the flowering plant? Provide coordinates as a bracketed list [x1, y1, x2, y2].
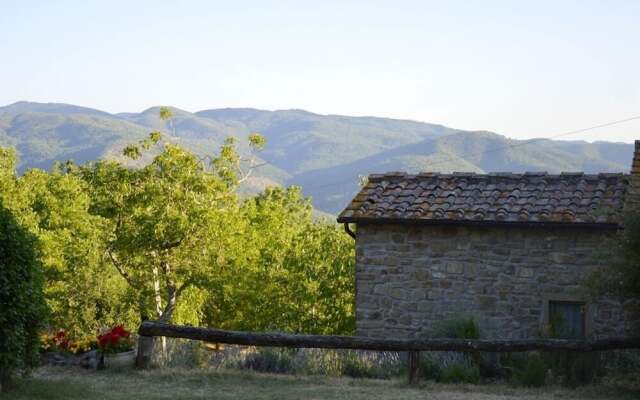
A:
[97, 325, 134, 354]
[40, 329, 97, 354]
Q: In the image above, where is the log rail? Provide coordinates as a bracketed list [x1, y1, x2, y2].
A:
[137, 321, 640, 382]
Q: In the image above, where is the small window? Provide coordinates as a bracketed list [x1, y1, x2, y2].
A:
[549, 301, 586, 339]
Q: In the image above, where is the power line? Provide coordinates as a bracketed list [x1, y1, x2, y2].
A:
[300, 114, 640, 191]
[425, 114, 640, 170]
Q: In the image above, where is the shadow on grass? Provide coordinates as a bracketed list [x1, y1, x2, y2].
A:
[2, 367, 639, 400]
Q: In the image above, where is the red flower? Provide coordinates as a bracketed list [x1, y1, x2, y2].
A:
[109, 333, 119, 345]
[97, 325, 132, 352]
[112, 325, 126, 337]
[98, 333, 111, 348]
[55, 330, 66, 339]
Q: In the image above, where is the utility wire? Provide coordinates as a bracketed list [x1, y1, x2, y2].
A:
[300, 114, 640, 191]
[425, 114, 640, 170]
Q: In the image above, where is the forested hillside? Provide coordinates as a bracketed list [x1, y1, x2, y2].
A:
[0, 101, 633, 214]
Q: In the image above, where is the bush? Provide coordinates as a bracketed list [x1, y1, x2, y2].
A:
[238, 348, 296, 374]
[433, 316, 480, 339]
[0, 204, 47, 392]
[419, 354, 443, 381]
[544, 352, 602, 387]
[162, 339, 211, 369]
[341, 353, 376, 378]
[511, 353, 547, 387]
[430, 316, 482, 383]
[340, 350, 402, 379]
[439, 359, 480, 384]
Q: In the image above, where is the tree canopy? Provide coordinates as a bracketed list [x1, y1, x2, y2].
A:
[0, 115, 355, 341]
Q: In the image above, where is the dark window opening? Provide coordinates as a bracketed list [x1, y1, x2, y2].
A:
[549, 301, 586, 339]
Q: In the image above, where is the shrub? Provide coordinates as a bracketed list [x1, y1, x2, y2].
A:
[433, 316, 480, 339]
[439, 359, 480, 384]
[97, 325, 134, 354]
[340, 350, 402, 379]
[40, 330, 97, 355]
[341, 353, 376, 378]
[238, 348, 296, 374]
[163, 339, 211, 369]
[0, 204, 47, 392]
[544, 352, 602, 387]
[419, 354, 443, 381]
[511, 353, 547, 387]
[431, 316, 483, 382]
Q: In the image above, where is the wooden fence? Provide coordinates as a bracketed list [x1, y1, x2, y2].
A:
[137, 321, 640, 384]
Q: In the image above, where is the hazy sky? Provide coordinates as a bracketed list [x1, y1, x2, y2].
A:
[1, 0, 639, 142]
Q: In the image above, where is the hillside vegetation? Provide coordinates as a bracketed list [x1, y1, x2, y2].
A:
[0, 101, 633, 214]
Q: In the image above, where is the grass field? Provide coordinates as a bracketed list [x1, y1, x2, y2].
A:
[2, 367, 640, 400]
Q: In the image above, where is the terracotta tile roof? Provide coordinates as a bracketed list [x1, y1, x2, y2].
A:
[337, 172, 629, 227]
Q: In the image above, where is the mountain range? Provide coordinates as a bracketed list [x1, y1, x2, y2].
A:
[0, 101, 634, 215]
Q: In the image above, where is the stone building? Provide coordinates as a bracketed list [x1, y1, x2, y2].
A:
[337, 141, 640, 340]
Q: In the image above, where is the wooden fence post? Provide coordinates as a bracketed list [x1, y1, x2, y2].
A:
[136, 335, 154, 369]
[408, 350, 420, 384]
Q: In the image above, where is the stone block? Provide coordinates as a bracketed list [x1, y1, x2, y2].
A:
[446, 262, 464, 274]
[478, 296, 497, 310]
[518, 267, 534, 278]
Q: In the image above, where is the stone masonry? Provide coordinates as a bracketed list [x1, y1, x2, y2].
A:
[355, 223, 635, 340]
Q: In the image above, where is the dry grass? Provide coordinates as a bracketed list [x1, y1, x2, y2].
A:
[2, 366, 639, 400]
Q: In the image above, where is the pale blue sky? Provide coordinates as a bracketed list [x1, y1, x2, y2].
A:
[1, 0, 639, 142]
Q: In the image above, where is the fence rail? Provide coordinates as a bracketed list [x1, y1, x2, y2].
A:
[137, 321, 640, 383]
[138, 321, 640, 353]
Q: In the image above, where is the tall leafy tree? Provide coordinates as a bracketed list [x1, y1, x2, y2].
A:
[0, 150, 131, 338]
[80, 132, 262, 323]
[0, 203, 46, 392]
[203, 186, 355, 334]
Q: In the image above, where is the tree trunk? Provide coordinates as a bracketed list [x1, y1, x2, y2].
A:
[152, 266, 167, 360]
[152, 266, 163, 318]
[136, 335, 154, 369]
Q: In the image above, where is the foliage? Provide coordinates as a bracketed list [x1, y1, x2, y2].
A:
[97, 325, 134, 354]
[542, 352, 602, 387]
[237, 348, 296, 374]
[432, 316, 480, 339]
[0, 151, 136, 339]
[0, 203, 47, 392]
[79, 132, 243, 324]
[223, 346, 402, 379]
[339, 351, 402, 379]
[539, 316, 603, 387]
[419, 354, 443, 381]
[588, 211, 640, 305]
[430, 316, 483, 382]
[162, 340, 211, 369]
[1, 107, 357, 347]
[40, 330, 96, 355]
[439, 359, 481, 384]
[202, 186, 355, 334]
[509, 353, 547, 387]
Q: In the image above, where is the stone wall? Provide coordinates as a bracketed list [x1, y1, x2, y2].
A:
[355, 224, 635, 340]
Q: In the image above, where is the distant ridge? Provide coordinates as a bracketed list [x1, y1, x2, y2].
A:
[0, 101, 634, 214]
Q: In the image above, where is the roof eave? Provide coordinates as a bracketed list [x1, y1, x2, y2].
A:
[336, 216, 620, 230]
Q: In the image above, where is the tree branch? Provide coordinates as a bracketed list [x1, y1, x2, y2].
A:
[106, 248, 135, 288]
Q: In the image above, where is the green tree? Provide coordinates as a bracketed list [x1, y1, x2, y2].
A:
[0, 203, 47, 392]
[0, 150, 132, 339]
[203, 186, 355, 334]
[589, 211, 640, 303]
[79, 132, 259, 324]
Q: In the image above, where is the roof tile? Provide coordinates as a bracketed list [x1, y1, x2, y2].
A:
[338, 172, 629, 226]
